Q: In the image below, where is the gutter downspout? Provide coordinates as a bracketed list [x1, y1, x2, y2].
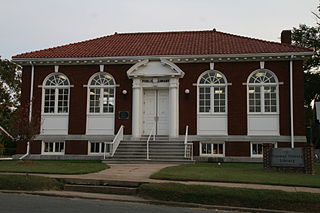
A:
[290, 57, 294, 148]
[19, 62, 34, 160]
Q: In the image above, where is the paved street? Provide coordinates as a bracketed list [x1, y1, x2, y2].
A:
[0, 193, 229, 213]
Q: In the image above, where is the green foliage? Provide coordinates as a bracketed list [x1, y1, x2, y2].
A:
[0, 59, 21, 108]
[0, 174, 63, 191]
[0, 160, 109, 174]
[151, 163, 320, 188]
[139, 183, 320, 212]
[0, 59, 21, 147]
[292, 24, 320, 71]
[292, 4, 320, 106]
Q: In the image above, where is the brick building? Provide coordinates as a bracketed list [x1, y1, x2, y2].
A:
[12, 30, 312, 161]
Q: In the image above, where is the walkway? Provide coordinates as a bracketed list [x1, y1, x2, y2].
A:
[42, 164, 320, 194]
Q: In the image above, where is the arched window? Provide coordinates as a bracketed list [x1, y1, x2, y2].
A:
[247, 69, 278, 113]
[88, 73, 115, 113]
[43, 73, 70, 114]
[198, 70, 227, 113]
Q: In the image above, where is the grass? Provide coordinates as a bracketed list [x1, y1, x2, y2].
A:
[139, 183, 320, 212]
[0, 174, 63, 191]
[0, 160, 109, 174]
[151, 162, 320, 188]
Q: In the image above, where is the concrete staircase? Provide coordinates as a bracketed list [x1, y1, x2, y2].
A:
[103, 139, 193, 163]
[59, 178, 144, 195]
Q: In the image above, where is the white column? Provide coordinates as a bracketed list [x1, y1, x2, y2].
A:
[132, 78, 142, 138]
[290, 59, 294, 148]
[29, 63, 34, 122]
[169, 78, 179, 138]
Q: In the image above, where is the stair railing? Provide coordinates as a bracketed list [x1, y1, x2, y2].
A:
[104, 125, 124, 159]
[184, 125, 193, 160]
[146, 123, 156, 160]
[184, 125, 189, 158]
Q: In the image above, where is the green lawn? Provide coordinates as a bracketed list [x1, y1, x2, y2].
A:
[0, 174, 63, 191]
[151, 162, 320, 188]
[0, 160, 108, 174]
[138, 183, 320, 212]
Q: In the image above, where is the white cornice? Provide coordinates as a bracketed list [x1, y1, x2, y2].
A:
[12, 51, 314, 66]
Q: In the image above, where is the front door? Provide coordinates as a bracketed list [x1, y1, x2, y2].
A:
[143, 89, 169, 135]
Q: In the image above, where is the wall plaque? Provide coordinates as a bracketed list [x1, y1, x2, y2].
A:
[271, 148, 304, 167]
[118, 111, 129, 119]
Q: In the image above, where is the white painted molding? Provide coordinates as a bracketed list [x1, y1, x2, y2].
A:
[160, 58, 185, 77]
[39, 85, 74, 88]
[99, 65, 104, 72]
[82, 84, 119, 88]
[54, 65, 59, 72]
[260, 61, 265, 69]
[210, 62, 214, 70]
[193, 83, 232, 86]
[127, 59, 149, 77]
[242, 82, 283, 86]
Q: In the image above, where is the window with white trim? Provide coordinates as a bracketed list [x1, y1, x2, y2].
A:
[251, 142, 277, 157]
[201, 143, 224, 156]
[88, 73, 115, 114]
[89, 142, 111, 154]
[43, 73, 70, 114]
[198, 71, 227, 113]
[43, 142, 65, 154]
[247, 70, 278, 113]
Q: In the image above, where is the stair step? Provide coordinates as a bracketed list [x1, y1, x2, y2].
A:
[64, 184, 137, 195]
[103, 159, 194, 164]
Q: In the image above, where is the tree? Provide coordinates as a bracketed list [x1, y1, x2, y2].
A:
[0, 59, 21, 154]
[292, 3, 320, 147]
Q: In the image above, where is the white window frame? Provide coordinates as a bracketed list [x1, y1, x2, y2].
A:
[42, 73, 70, 115]
[200, 142, 225, 157]
[42, 141, 65, 155]
[88, 141, 111, 155]
[197, 70, 228, 115]
[87, 72, 116, 115]
[250, 142, 277, 158]
[247, 69, 279, 115]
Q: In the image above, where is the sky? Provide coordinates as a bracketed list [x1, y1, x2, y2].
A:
[0, 0, 319, 59]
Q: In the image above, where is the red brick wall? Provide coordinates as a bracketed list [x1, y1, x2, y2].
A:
[23, 64, 133, 136]
[177, 60, 305, 136]
[65, 140, 88, 154]
[20, 60, 305, 139]
[30, 140, 41, 154]
[225, 142, 250, 157]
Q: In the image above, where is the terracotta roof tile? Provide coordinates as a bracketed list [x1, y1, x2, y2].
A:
[12, 30, 311, 59]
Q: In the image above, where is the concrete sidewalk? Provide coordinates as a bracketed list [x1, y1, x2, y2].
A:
[37, 163, 320, 194]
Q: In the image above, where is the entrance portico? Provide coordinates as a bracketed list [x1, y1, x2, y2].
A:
[127, 59, 184, 138]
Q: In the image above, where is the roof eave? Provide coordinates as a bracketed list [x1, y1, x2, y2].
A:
[12, 51, 314, 66]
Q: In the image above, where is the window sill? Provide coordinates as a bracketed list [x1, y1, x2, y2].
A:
[200, 154, 225, 157]
[42, 152, 65, 155]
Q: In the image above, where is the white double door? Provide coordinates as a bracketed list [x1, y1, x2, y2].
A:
[143, 89, 169, 135]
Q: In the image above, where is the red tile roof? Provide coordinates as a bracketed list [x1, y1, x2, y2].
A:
[12, 30, 311, 59]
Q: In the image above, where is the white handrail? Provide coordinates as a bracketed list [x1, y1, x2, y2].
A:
[184, 125, 189, 158]
[104, 125, 124, 159]
[146, 124, 156, 160]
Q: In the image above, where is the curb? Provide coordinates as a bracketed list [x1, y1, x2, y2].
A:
[0, 190, 296, 213]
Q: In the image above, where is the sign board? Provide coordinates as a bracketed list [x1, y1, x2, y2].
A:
[316, 102, 320, 122]
[118, 111, 129, 120]
[271, 148, 304, 167]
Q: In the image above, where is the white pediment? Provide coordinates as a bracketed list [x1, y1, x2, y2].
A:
[127, 59, 184, 78]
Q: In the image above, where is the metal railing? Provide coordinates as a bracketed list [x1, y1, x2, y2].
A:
[146, 124, 156, 160]
[184, 125, 193, 160]
[104, 125, 124, 159]
[184, 125, 189, 158]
